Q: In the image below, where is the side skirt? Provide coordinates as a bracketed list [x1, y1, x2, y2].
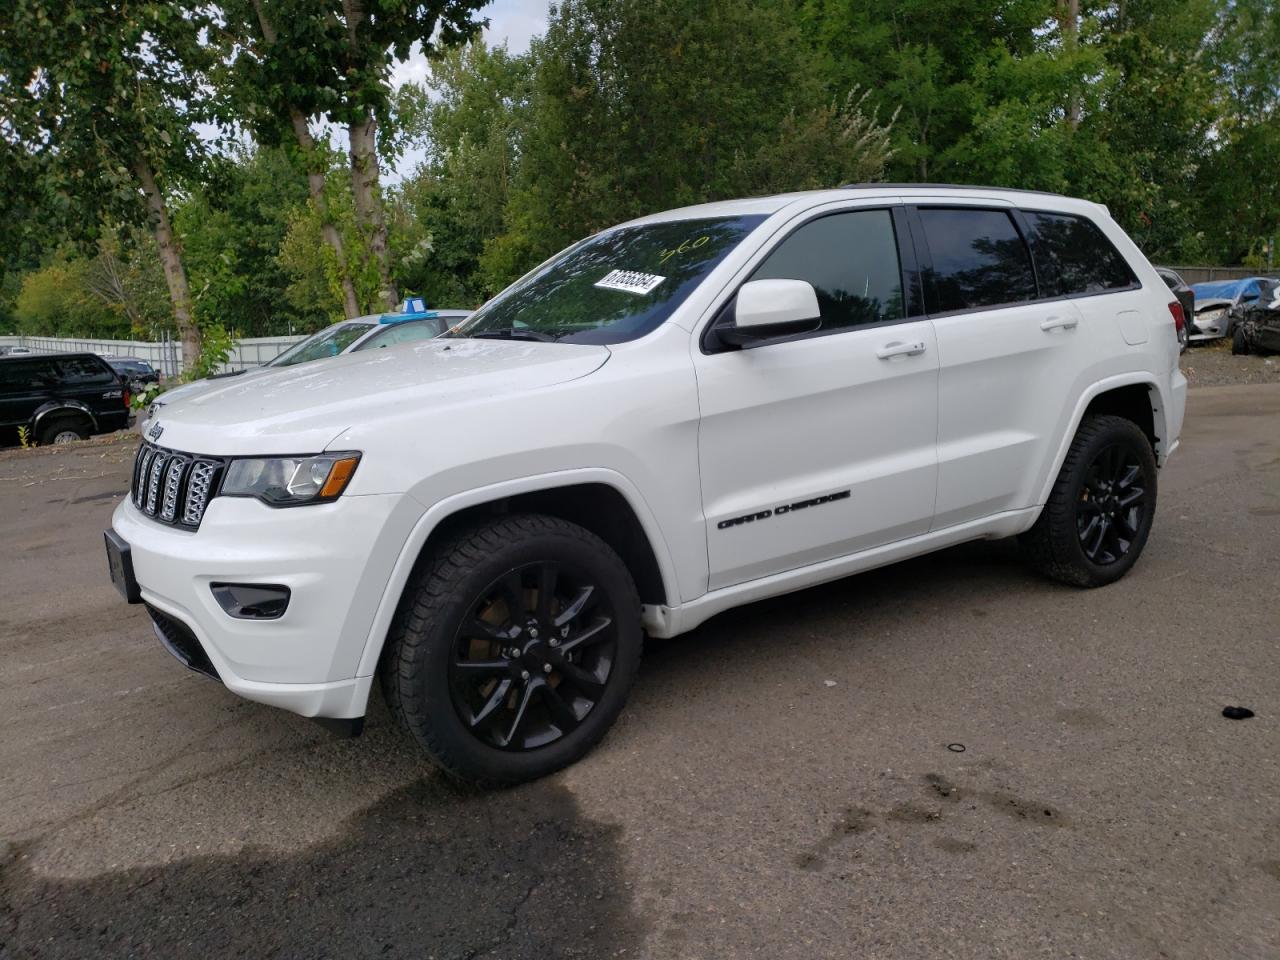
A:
[642, 507, 1040, 638]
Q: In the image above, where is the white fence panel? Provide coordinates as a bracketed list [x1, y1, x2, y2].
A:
[0, 334, 303, 376]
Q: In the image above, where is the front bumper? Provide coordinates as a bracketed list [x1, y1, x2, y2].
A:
[111, 491, 422, 718]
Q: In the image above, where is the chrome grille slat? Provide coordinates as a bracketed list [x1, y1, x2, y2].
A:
[128, 441, 224, 530]
[145, 452, 168, 515]
[160, 456, 188, 522]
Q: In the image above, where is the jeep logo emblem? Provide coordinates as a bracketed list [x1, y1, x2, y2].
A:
[147, 421, 164, 441]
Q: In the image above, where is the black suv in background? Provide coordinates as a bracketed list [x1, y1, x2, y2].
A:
[105, 357, 160, 392]
[0, 353, 131, 446]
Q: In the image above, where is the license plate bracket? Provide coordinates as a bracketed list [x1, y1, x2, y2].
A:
[104, 529, 142, 604]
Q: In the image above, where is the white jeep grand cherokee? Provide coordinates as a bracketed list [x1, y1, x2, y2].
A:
[107, 185, 1187, 784]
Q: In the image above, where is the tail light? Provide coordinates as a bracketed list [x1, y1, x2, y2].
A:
[1168, 301, 1185, 333]
[123, 388, 131, 409]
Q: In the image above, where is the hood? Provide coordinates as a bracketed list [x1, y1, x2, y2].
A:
[1193, 298, 1232, 313]
[143, 337, 611, 455]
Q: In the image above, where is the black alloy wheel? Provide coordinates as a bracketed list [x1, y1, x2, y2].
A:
[1075, 443, 1149, 566]
[382, 513, 642, 785]
[1020, 414, 1158, 587]
[449, 560, 618, 751]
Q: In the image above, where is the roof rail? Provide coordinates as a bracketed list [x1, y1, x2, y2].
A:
[839, 182, 1069, 199]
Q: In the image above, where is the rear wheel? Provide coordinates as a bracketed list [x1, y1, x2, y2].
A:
[37, 416, 91, 446]
[1021, 415, 1157, 587]
[381, 513, 642, 785]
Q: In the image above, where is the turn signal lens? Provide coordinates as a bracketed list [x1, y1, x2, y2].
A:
[319, 456, 360, 498]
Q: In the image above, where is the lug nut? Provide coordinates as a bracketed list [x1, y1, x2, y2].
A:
[543, 663, 553, 673]
[549, 638, 559, 647]
[520, 670, 530, 681]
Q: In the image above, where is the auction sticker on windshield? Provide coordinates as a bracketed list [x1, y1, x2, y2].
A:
[594, 270, 666, 295]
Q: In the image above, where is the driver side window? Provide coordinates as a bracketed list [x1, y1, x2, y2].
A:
[750, 209, 904, 332]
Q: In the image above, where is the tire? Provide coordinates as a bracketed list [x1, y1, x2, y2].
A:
[37, 416, 91, 446]
[1020, 415, 1158, 588]
[1232, 325, 1250, 356]
[381, 513, 643, 786]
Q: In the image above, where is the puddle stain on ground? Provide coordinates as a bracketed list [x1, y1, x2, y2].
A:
[795, 772, 1069, 871]
[0, 776, 647, 960]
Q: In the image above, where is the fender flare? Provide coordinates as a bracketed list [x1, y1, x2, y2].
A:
[353, 466, 682, 678]
[30, 399, 98, 434]
[1035, 372, 1167, 507]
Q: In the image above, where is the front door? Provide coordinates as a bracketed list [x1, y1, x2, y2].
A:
[694, 207, 939, 591]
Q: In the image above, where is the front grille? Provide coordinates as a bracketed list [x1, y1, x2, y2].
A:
[146, 604, 220, 680]
[130, 441, 224, 530]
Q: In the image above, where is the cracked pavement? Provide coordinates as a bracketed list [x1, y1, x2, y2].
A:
[2, 384, 1278, 959]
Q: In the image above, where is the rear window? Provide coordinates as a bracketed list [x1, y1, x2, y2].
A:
[56, 356, 117, 386]
[918, 208, 1038, 313]
[1024, 212, 1137, 296]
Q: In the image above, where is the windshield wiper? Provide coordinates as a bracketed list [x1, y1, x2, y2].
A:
[469, 328, 559, 343]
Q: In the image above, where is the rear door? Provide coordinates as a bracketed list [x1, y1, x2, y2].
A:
[913, 204, 1100, 528]
[694, 205, 939, 590]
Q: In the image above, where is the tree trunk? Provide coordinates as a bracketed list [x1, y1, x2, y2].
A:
[134, 155, 200, 372]
[347, 109, 397, 312]
[291, 109, 362, 318]
[1059, 0, 1082, 130]
[340, 0, 396, 312]
[250, 0, 362, 318]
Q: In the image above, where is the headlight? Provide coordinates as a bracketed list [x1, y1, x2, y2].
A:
[221, 452, 361, 506]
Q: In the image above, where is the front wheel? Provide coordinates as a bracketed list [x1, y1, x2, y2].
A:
[1021, 415, 1158, 588]
[1231, 325, 1250, 356]
[381, 513, 642, 785]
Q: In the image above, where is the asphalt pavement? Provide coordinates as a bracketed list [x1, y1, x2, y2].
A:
[1, 384, 1277, 959]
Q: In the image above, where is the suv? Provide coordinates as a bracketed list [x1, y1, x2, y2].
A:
[106, 185, 1187, 784]
[2, 352, 130, 445]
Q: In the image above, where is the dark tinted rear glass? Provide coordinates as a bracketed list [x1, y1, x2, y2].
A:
[918, 208, 1037, 313]
[1025, 212, 1137, 296]
[56, 356, 116, 386]
[0, 358, 58, 391]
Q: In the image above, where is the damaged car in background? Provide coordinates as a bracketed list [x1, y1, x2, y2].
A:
[1187, 277, 1279, 343]
[1232, 290, 1280, 355]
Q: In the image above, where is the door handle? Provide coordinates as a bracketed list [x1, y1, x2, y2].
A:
[876, 340, 927, 360]
[1040, 315, 1079, 332]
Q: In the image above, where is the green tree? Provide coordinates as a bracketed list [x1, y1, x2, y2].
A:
[394, 40, 532, 303]
[0, 0, 213, 365]
[490, 0, 895, 286]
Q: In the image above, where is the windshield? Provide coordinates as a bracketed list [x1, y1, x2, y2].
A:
[267, 321, 375, 367]
[353, 318, 447, 351]
[452, 215, 766, 344]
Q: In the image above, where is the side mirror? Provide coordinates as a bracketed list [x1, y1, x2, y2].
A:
[719, 279, 821, 347]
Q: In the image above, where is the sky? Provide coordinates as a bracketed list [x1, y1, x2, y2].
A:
[385, 0, 550, 180]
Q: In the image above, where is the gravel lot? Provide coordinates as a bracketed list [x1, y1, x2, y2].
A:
[1182, 337, 1280, 387]
[1, 383, 1277, 960]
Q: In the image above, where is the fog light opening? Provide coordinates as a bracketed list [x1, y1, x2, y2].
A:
[211, 582, 291, 620]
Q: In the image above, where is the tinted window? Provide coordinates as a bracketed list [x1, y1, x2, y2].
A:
[0, 359, 57, 392]
[918, 208, 1037, 313]
[749, 209, 904, 331]
[56, 356, 116, 386]
[1024, 212, 1137, 296]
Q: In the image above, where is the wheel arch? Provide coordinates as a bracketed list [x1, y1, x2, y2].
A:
[31, 399, 98, 434]
[1035, 374, 1167, 508]
[354, 469, 679, 679]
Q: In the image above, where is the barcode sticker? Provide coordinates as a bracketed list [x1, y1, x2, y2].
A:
[594, 269, 666, 295]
